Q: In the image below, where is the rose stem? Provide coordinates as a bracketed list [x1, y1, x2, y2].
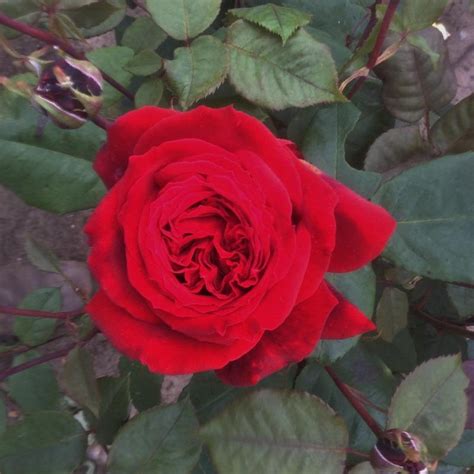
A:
[325, 365, 385, 438]
[0, 328, 98, 382]
[347, 0, 401, 99]
[354, 0, 383, 50]
[92, 114, 112, 131]
[452, 281, 474, 290]
[0, 12, 135, 102]
[0, 334, 69, 359]
[0, 306, 85, 319]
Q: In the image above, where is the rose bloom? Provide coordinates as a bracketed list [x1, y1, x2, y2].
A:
[86, 106, 395, 386]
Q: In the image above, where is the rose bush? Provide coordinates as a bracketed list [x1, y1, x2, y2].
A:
[86, 105, 395, 386]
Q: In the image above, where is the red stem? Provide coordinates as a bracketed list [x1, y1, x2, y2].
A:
[412, 307, 474, 340]
[348, 0, 401, 99]
[452, 281, 474, 290]
[0, 306, 84, 319]
[325, 365, 384, 438]
[355, 0, 383, 50]
[0, 12, 134, 101]
[91, 114, 112, 131]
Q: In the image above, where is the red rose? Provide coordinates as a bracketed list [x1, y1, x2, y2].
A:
[86, 106, 395, 386]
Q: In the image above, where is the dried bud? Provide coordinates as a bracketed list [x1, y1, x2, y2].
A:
[370, 429, 429, 473]
[32, 56, 103, 129]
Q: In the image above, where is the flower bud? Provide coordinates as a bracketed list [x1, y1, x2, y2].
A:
[32, 56, 103, 129]
[370, 429, 429, 473]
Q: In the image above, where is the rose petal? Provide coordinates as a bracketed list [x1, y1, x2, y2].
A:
[94, 106, 178, 188]
[322, 175, 396, 273]
[87, 290, 260, 374]
[216, 281, 338, 386]
[321, 285, 376, 339]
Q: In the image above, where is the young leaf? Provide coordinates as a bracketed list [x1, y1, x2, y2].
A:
[387, 355, 469, 460]
[145, 0, 221, 40]
[431, 94, 474, 156]
[288, 102, 380, 197]
[375, 28, 456, 123]
[0, 411, 87, 474]
[375, 287, 409, 343]
[226, 21, 344, 110]
[201, 389, 348, 474]
[125, 49, 162, 76]
[7, 352, 61, 413]
[229, 4, 311, 44]
[60, 347, 100, 417]
[135, 78, 164, 108]
[165, 36, 229, 109]
[373, 152, 474, 283]
[108, 399, 201, 473]
[121, 16, 167, 53]
[14, 288, 61, 346]
[398, 0, 450, 32]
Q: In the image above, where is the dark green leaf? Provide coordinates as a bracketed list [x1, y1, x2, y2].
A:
[7, 352, 61, 413]
[192, 448, 217, 474]
[166, 36, 228, 109]
[0, 0, 41, 39]
[201, 389, 348, 474]
[289, 102, 380, 197]
[24, 237, 61, 274]
[376, 287, 409, 342]
[96, 375, 130, 445]
[314, 266, 376, 363]
[60, 347, 100, 417]
[349, 462, 375, 473]
[229, 4, 311, 44]
[399, 0, 450, 31]
[444, 429, 474, 467]
[125, 49, 162, 76]
[373, 153, 474, 283]
[375, 28, 456, 123]
[146, 0, 221, 40]
[387, 355, 469, 459]
[0, 396, 6, 434]
[0, 411, 86, 474]
[122, 16, 167, 52]
[135, 78, 164, 108]
[108, 399, 201, 473]
[226, 21, 344, 110]
[14, 288, 61, 346]
[446, 284, 474, 320]
[119, 357, 163, 411]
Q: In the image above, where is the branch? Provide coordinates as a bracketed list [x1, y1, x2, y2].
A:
[0, 306, 84, 320]
[0, 12, 134, 101]
[348, 0, 401, 99]
[325, 365, 384, 438]
[412, 307, 474, 340]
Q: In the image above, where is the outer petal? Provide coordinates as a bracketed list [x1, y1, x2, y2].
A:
[321, 285, 376, 339]
[216, 282, 338, 386]
[87, 291, 260, 374]
[94, 106, 178, 188]
[322, 175, 396, 273]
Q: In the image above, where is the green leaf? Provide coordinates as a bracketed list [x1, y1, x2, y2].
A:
[431, 94, 474, 155]
[373, 153, 474, 283]
[387, 355, 469, 460]
[14, 288, 61, 346]
[0, 411, 86, 474]
[229, 4, 311, 44]
[349, 462, 375, 473]
[399, 0, 450, 31]
[226, 21, 344, 110]
[192, 448, 217, 474]
[119, 357, 163, 411]
[165, 36, 229, 109]
[314, 266, 376, 363]
[376, 287, 409, 342]
[60, 347, 100, 417]
[0, 396, 7, 434]
[135, 78, 164, 108]
[0, 0, 41, 39]
[122, 16, 167, 52]
[145, 0, 221, 40]
[288, 102, 380, 197]
[86, 46, 135, 115]
[125, 49, 162, 76]
[24, 237, 61, 274]
[96, 375, 131, 445]
[364, 126, 429, 174]
[446, 284, 474, 320]
[63, 0, 127, 37]
[201, 389, 348, 474]
[108, 399, 201, 474]
[444, 429, 474, 467]
[0, 137, 105, 214]
[8, 352, 61, 413]
[375, 28, 456, 123]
